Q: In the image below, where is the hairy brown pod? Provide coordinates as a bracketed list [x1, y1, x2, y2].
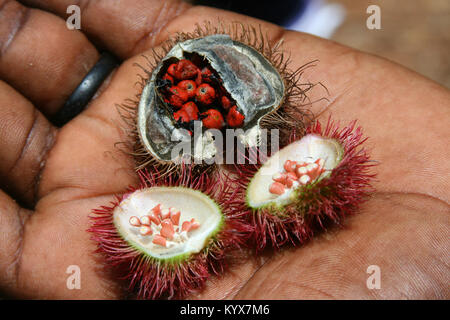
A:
[118, 22, 319, 172]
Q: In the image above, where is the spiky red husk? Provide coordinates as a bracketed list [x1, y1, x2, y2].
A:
[233, 119, 376, 251]
[88, 166, 252, 299]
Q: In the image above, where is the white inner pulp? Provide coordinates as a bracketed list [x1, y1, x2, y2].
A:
[247, 134, 344, 209]
[113, 187, 223, 260]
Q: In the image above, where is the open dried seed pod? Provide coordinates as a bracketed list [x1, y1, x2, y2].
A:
[233, 119, 376, 251]
[89, 166, 252, 299]
[120, 23, 316, 172]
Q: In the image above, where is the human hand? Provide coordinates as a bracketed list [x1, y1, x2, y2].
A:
[0, 0, 448, 299]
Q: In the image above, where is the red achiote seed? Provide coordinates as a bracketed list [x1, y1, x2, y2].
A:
[201, 67, 213, 83]
[195, 71, 203, 85]
[221, 96, 233, 110]
[177, 80, 197, 99]
[174, 59, 199, 80]
[201, 109, 224, 129]
[168, 86, 189, 108]
[196, 83, 215, 105]
[162, 73, 174, 86]
[181, 101, 199, 121]
[167, 63, 177, 77]
[226, 106, 245, 128]
[173, 109, 190, 123]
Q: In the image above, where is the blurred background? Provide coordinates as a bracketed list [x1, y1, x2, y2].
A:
[191, 0, 450, 88]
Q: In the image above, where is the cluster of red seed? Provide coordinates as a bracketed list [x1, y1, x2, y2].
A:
[129, 203, 200, 248]
[269, 158, 326, 195]
[159, 58, 245, 130]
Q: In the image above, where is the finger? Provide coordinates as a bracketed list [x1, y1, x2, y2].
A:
[280, 30, 450, 203]
[0, 189, 31, 296]
[0, 0, 99, 117]
[234, 194, 450, 299]
[20, 0, 192, 59]
[34, 60, 139, 204]
[20, 1, 284, 59]
[0, 80, 57, 206]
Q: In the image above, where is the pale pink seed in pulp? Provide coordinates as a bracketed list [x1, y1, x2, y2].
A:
[149, 214, 161, 225]
[299, 175, 311, 185]
[181, 219, 199, 232]
[160, 219, 175, 240]
[272, 172, 283, 182]
[140, 215, 151, 226]
[151, 204, 161, 215]
[296, 166, 307, 176]
[170, 210, 181, 225]
[284, 160, 297, 172]
[181, 220, 191, 232]
[317, 158, 325, 167]
[285, 178, 295, 188]
[190, 219, 200, 231]
[161, 208, 170, 220]
[129, 216, 141, 227]
[139, 225, 152, 236]
[287, 172, 297, 181]
[269, 182, 286, 195]
[153, 235, 166, 247]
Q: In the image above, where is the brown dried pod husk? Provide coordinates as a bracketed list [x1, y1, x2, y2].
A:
[118, 22, 321, 173]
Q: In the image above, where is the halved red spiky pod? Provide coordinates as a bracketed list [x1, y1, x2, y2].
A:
[232, 118, 376, 251]
[88, 165, 252, 299]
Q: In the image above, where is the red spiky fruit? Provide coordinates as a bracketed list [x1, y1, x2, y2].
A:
[88, 166, 251, 299]
[233, 119, 376, 251]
